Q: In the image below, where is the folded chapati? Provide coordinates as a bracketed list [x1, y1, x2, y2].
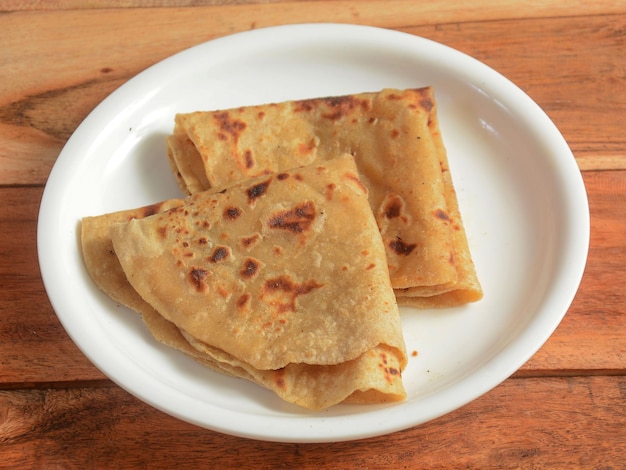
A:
[168, 87, 482, 308]
[81, 199, 185, 312]
[81, 155, 407, 409]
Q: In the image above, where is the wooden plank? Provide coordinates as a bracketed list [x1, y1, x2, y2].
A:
[522, 171, 626, 373]
[0, 186, 106, 384]
[1, 10, 625, 185]
[1, 171, 624, 384]
[2, 0, 624, 16]
[0, 0, 306, 9]
[0, 376, 624, 467]
[399, 16, 626, 172]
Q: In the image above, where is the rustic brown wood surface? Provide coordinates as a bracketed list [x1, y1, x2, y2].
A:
[1, 1, 625, 467]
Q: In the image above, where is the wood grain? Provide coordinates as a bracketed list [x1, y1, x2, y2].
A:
[521, 170, 626, 374]
[0, 376, 624, 468]
[1, 171, 624, 384]
[1, 2, 625, 467]
[0, 186, 106, 385]
[1, 8, 624, 185]
[3, 0, 624, 15]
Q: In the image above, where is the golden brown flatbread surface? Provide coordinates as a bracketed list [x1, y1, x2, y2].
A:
[168, 87, 482, 308]
[82, 155, 407, 410]
[79, 87, 484, 411]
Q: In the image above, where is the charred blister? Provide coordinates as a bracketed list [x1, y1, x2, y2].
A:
[380, 194, 410, 224]
[433, 209, 450, 223]
[321, 95, 368, 121]
[223, 206, 242, 220]
[389, 237, 417, 256]
[138, 201, 168, 218]
[239, 257, 262, 279]
[213, 111, 247, 142]
[261, 275, 323, 314]
[240, 233, 260, 250]
[294, 95, 370, 122]
[383, 197, 402, 219]
[406, 87, 434, 113]
[271, 369, 287, 390]
[421, 98, 434, 113]
[246, 178, 271, 204]
[208, 245, 231, 263]
[188, 267, 209, 292]
[157, 225, 168, 239]
[325, 183, 336, 201]
[243, 150, 254, 169]
[267, 201, 316, 234]
[236, 293, 251, 312]
[378, 351, 402, 385]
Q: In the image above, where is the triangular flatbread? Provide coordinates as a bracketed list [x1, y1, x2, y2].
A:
[168, 87, 482, 307]
[82, 155, 407, 409]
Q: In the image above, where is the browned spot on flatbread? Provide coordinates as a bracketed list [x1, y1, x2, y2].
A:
[243, 150, 254, 169]
[137, 201, 167, 218]
[389, 238, 417, 256]
[189, 268, 209, 292]
[321, 96, 368, 121]
[294, 95, 370, 121]
[223, 206, 242, 220]
[379, 351, 401, 385]
[261, 275, 323, 313]
[240, 233, 260, 250]
[267, 201, 316, 234]
[325, 183, 336, 200]
[213, 111, 246, 142]
[298, 138, 316, 155]
[273, 369, 286, 390]
[246, 178, 271, 204]
[157, 225, 167, 239]
[240, 258, 261, 279]
[421, 98, 434, 113]
[383, 196, 403, 219]
[236, 293, 251, 311]
[217, 286, 229, 298]
[434, 209, 450, 223]
[412, 87, 434, 112]
[209, 246, 230, 263]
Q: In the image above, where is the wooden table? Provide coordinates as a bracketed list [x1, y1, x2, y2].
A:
[2, 1, 625, 467]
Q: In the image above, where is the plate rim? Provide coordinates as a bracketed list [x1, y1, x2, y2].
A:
[37, 22, 590, 442]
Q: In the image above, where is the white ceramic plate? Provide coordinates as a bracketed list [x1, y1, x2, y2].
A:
[38, 23, 589, 443]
